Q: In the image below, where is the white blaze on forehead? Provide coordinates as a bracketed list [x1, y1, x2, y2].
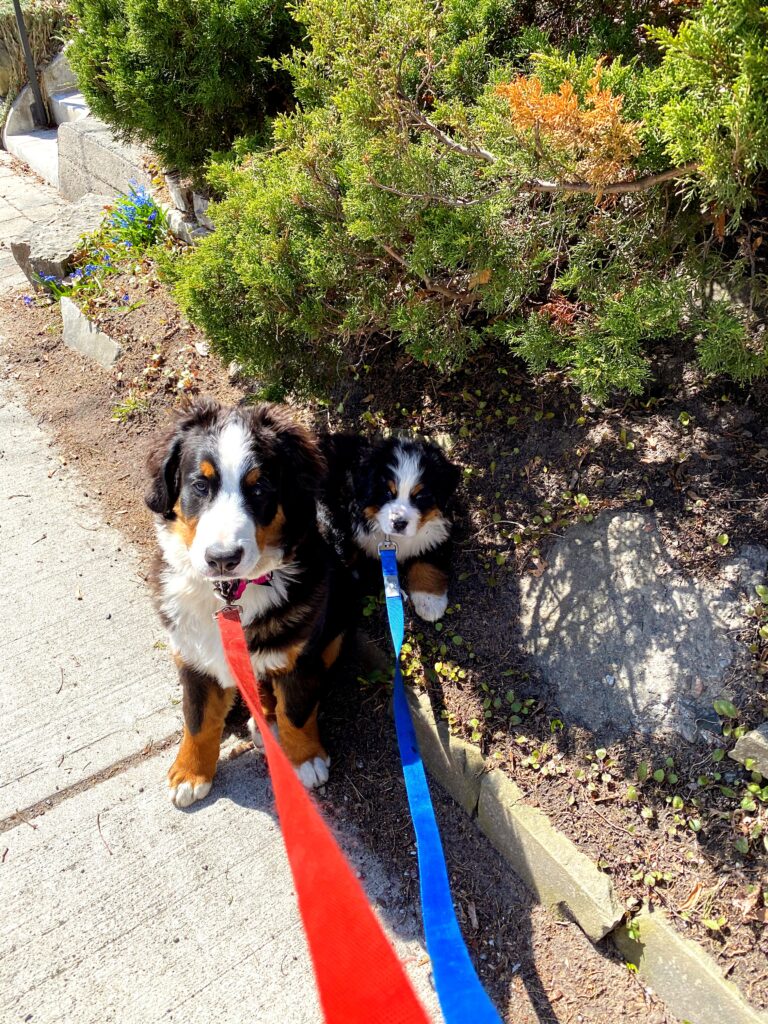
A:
[373, 443, 424, 539]
[390, 445, 423, 501]
[188, 416, 261, 577]
[217, 418, 254, 488]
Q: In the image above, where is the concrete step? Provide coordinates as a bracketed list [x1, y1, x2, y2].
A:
[4, 129, 59, 188]
[59, 116, 151, 202]
[50, 88, 89, 126]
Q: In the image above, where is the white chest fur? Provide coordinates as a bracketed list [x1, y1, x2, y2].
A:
[156, 526, 296, 688]
[353, 514, 450, 561]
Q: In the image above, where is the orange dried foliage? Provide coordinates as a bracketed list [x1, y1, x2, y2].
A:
[540, 293, 580, 331]
[496, 61, 641, 186]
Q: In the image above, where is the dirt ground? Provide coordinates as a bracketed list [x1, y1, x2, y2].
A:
[2, 253, 767, 1018]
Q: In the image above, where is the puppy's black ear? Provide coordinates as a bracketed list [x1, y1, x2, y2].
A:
[276, 419, 326, 498]
[425, 442, 461, 504]
[259, 406, 325, 542]
[250, 404, 326, 496]
[319, 432, 367, 500]
[145, 398, 221, 518]
[145, 427, 182, 518]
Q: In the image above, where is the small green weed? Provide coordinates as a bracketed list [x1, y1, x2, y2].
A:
[111, 391, 149, 424]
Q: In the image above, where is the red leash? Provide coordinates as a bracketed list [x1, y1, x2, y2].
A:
[216, 606, 431, 1024]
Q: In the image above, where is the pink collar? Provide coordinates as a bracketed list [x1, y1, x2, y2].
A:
[231, 573, 273, 600]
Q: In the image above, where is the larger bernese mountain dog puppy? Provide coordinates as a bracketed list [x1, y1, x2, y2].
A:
[321, 434, 460, 622]
[146, 399, 348, 807]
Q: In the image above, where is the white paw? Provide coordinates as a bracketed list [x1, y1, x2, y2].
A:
[168, 779, 211, 808]
[295, 755, 331, 790]
[411, 590, 448, 622]
[247, 716, 278, 752]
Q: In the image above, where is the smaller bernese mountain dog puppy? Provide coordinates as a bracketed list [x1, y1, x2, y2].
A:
[146, 399, 348, 807]
[321, 434, 460, 622]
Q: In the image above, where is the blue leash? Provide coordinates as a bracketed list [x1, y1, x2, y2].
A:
[378, 543, 502, 1024]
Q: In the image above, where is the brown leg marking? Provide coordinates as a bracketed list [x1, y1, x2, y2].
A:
[321, 633, 344, 670]
[168, 684, 234, 797]
[275, 687, 326, 767]
[260, 682, 277, 720]
[407, 561, 448, 596]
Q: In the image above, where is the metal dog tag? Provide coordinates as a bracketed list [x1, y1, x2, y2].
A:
[378, 540, 401, 598]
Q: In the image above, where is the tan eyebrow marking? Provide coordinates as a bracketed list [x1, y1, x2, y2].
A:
[387, 479, 397, 496]
[411, 483, 424, 496]
[245, 467, 261, 486]
[200, 460, 216, 479]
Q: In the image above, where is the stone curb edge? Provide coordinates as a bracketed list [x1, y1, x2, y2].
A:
[405, 687, 768, 1024]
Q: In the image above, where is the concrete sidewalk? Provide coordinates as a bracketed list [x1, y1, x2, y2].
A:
[0, 151, 65, 290]
[0, 376, 439, 1023]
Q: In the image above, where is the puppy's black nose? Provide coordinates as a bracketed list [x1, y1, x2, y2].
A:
[392, 518, 408, 534]
[205, 544, 244, 574]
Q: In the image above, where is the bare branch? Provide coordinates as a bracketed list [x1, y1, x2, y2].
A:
[377, 239, 408, 268]
[374, 238, 475, 303]
[523, 162, 699, 195]
[406, 105, 497, 164]
[406, 103, 698, 195]
[368, 175, 501, 207]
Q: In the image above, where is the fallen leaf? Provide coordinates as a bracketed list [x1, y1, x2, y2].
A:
[469, 268, 492, 288]
[733, 887, 763, 922]
[678, 881, 703, 912]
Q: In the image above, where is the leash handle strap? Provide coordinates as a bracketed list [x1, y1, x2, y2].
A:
[216, 606, 431, 1024]
[379, 548, 502, 1024]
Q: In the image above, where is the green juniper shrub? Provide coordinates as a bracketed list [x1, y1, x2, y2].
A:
[174, 0, 767, 399]
[66, 0, 299, 178]
[648, 0, 768, 217]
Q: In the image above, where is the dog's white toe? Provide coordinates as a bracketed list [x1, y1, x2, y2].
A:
[247, 716, 278, 753]
[411, 590, 448, 622]
[168, 779, 211, 808]
[295, 755, 331, 790]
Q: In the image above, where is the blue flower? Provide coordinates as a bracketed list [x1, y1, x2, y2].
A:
[124, 241, 133, 248]
[148, 210, 157, 223]
[40, 274, 57, 283]
[23, 295, 33, 306]
[83, 263, 99, 276]
[72, 268, 83, 279]
[127, 182, 150, 205]
[121, 293, 130, 304]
